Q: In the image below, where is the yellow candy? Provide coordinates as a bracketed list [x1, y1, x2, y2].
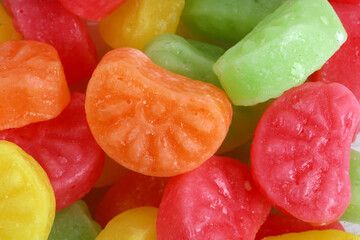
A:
[0, 3, 22, 43]
[96, 207, 158, 240]
[262, 230, 360, 240]
[0, 140, 55, 240]
[99, 0, 184, 50]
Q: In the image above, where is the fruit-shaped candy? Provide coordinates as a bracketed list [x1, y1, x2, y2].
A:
[157, 156, 271, 240]
[99, 0, 184, 50]
[181, 0, 284, 42]
[0, 93, 104, 210]
[48, 200, 101, 240]
[58, 0, 128, 22]
[261, 230, 360, 240]
[86, 48, 232, 177]
[0, 3, 22, 43]
[0, 40, 70, 130]
[213, 0, 347, 106]
[96, 207, 158, 240]
[4, 0, 98, 85]
[144, 33, 270, 153]
[251, 82, 360, 225]
[0, 141, 55, 240]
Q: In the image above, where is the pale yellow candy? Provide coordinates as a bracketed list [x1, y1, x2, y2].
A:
[99, 0, 184, 50]
[0, 140, 55, 240]
[0, 3, 22, 43]
[262, 230, 360, 240]
[96, 207, 158, 240]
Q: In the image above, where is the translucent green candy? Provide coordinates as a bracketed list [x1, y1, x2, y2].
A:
[341, 149, 360, 223]
[144, 34, 269, 153]
[48, 200, 101, 240]
[181, 0, 284, 42]
[213, 0, 347, 106]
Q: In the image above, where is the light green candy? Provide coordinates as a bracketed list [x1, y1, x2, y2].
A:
[213, 0, 347, 106]
[48, 200, 101, 240]
[341, 149, 360, 223]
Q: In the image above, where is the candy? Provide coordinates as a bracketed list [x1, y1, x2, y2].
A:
[144, 33, 270, 153]
[157, 155, 271, 240]
[0, 140, 55, 239]
[94, 155, 129, 188]
[341, 149, 360, 223]
[95, 171, 168, 228]
[251, 82, 360, 224]
[4, 0, 98, 85]
[58, 0, 128, 22]
[0, 3, 22, 43]
[213, 0, 347, 106]
[96, 207, 158, 240]
[85, 47, 232, 177]
[181, 0, 284, 42]
[0, 93, 104, 210]
[261, 230, 360, 240]
[311, 1, 360, 102]
[99, 0, 184, 50]
[0, 40, 70, 130]
[255, 214, 344, 240]
[48, 200, 101, 240]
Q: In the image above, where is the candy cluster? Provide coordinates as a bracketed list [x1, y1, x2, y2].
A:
[0, 0, 360, 239]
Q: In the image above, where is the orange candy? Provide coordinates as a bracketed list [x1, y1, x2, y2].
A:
[86, 48, 232, 177]
[0, 40, 70, 130]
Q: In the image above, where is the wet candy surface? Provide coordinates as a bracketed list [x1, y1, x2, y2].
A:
[252, 82, 360, 224]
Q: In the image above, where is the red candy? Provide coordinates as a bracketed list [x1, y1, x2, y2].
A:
[95, 171, 169, 228]
[0, 93, 104, 210]
[312, 2, 360, 102]
[255, 214, 344, 240]
[58, 0, 128, 22]
[4, 0, 98, 85]
[157, 155, 271, 240]
[251, 82, 360, 225]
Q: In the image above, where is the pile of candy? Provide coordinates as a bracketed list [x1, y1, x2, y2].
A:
[0, 0, 360, 239]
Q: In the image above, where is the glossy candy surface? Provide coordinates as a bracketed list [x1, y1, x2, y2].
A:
[58, 0, 128, 22]
[95, 171, 168, 228]
[181, 0, 284, 42]
[213, 0, 347, 106]
[0, 3, 22, 43]
[48, 200, 101, 240]
[144, 33, 270, 153]
[86, 48, 232, 177]
[312, 2, 360, 102]
[261, 230, 360, 240]
[157, 155, 271, 240]
[0, 93, 104, 210]
[0, 141, 55, 240]
[255, 214, 344, 240]
[252, 82, 360, 224]
[4, 0, 98, 85]
[0, 40, 70, 130]
[96, 207, 158, 240]
[99, 0, 184, 50]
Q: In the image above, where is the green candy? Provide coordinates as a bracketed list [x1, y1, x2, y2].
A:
[181, 0, 284, 42]
[48, 200, 101, 240]
[144, 34, 269, 153]
[341, 149, 360, 223]
[213, 0, 347, 106]
[144, 33, 224, 89]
